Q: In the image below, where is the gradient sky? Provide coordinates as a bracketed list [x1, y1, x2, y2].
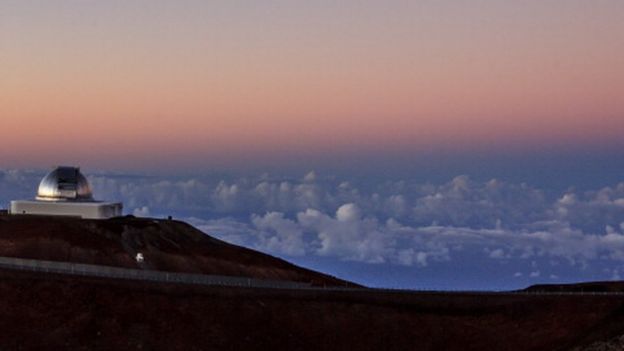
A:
[1, 0, 623, 173]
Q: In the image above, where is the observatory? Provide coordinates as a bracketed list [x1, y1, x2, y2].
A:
[10, 166, 122, 219]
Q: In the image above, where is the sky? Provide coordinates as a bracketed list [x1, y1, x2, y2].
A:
[1, 0, 623, 172]
[1, 1, 624, 289]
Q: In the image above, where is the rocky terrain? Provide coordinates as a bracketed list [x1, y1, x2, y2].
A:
[1, 214, 624, 350]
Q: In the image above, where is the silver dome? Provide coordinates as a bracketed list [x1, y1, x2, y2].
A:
[36, 166, 94, 201]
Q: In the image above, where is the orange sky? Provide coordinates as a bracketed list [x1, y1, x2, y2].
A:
[1, 1, 623, 170]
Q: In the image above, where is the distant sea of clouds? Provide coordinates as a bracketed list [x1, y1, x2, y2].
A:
[3, 168, 624, 289]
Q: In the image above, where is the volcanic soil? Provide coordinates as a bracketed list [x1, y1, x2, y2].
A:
[0, 214, 351, 286]
[0, 214, 624, 350]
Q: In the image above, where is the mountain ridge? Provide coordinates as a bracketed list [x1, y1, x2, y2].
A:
[0, 213, 354, 287]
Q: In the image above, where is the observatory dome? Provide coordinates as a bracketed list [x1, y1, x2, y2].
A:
[36, 166, 94, 201]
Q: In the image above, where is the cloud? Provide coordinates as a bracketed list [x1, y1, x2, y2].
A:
[187, 217, 257, 247]
[186, 207, 624, 269]
[0, 169, 46, 206]
[489, 248, 506, 259]
[336, 203, 360, 222]
[251, 212, 306, 256]
[297, 205, 392, 264]
[303, 171, 316, 182]
[133, 206, 151, 217]
[5, 168, 624, 275]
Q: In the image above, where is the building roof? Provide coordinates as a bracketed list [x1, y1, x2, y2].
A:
[36, 166, 94, 202]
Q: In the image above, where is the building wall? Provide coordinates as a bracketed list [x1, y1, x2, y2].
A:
[10, 201, 122, 219]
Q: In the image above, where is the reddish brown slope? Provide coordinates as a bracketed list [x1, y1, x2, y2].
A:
[4, 215, 624, 350]
[0, 269, 623, 350]
[0, 214, 352, 286]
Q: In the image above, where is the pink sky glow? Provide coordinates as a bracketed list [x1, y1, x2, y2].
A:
[1, 1, 623, 170]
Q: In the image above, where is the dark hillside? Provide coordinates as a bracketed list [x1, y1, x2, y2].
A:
[2, 214, 624, 350]
[0, 269, 623, 350]
[0, 214, 351, 287]
[525, 281, 624, 293]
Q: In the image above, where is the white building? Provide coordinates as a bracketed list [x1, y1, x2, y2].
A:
[10, 166, 122, 219]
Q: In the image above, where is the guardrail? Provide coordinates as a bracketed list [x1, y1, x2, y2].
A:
[0, 255, 622, 296]
[0, 256, 310, 290]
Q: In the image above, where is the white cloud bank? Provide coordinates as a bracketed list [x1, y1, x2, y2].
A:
[3, 169, 624, 273]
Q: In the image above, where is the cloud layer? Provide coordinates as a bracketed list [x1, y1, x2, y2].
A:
[3, 169, 624, 286]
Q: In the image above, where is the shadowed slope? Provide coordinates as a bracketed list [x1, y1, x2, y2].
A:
[0, 214, 352, 287]
[3, 214, 624, 350]
[525, 281, 624, 293]
[0, 269, 622, 350]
